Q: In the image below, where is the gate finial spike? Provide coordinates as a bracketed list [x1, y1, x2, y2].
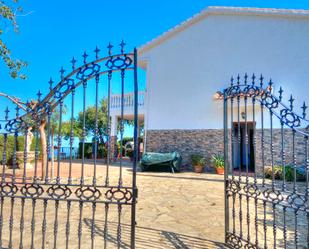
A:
[120, 40, 126, 54]
[230, 76, 234, 86]
[107, 42, 113, 56]
[237, 74, 240, 85]
[5, 107, 9, 120]
[252, 73, 256, 85]
[302, 101, 307, 119]
[278, 87, 283, 101]
[82, 51, 88, 64]
[49, 77, 54, 91]
[289, 94, 295, 110]
[15, 105, 20, 117]
[60, 67, 65, 80]
[268, 78, 273, 92]
[244, 73, 248, 85]
[71, 57, 77, 70]
[37, 90, 42, 101]
[259, 74, 264, 87]
[94, 46, 100, 60]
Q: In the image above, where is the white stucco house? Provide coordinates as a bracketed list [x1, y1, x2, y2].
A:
[110, 6, 309, 165]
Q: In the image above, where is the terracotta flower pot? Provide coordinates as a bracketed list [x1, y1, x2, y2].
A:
[216, 167, 224, 175]
[194, 165, 204, 173]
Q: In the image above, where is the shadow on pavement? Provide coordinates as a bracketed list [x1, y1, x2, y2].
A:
[84, 219, 227, 248]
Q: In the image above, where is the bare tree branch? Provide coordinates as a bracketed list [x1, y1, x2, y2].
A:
[0, 91, 27, 111]
[16, 10, 35, 17]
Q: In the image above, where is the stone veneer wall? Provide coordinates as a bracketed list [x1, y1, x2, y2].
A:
[145, 129, 224, 166]
[255, 129, 307, 173]
[146, 129, 308, 171]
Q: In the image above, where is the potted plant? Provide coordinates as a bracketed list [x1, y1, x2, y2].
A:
[191, 154, 206, 173]
[212, 154, 224, 175]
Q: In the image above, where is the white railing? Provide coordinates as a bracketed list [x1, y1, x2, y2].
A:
[110, 91, 145, 109]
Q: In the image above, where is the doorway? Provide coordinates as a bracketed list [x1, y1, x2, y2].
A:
[232, 122, 255, 172]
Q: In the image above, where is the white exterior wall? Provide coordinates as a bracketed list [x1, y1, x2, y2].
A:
[140, 14, 309, 130]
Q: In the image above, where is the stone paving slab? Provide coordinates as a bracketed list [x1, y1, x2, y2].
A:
[135, 171, 226, 248]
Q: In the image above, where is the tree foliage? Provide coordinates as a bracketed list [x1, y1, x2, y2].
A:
[62, 99, 108, 142]
[77, 99, 109, 140]
[0, 0, 27, 79]
[62, 98, 138, 145]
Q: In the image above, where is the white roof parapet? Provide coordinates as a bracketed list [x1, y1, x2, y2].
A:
[138, 6, 309, 55]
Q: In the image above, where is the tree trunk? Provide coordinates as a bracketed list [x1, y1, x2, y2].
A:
[38, 119, 47, 180]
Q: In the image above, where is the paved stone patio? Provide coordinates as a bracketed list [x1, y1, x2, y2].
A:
[0, 162, 227, 248]
[135, 170, 226, 248]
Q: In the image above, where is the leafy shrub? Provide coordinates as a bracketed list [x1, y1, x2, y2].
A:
[119, 137, 143, 146]
[79, 142, 108, 159]
[0, 135, 28, 165]
[264, 165, 305, 181]
[120, 137, 133, 147]
[78, 142, 92, 159]
[98, 143, 107, 159]
[118, 137, 143, 156]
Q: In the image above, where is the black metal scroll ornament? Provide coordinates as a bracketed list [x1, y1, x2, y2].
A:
[54, 78, 75, 99]
[105, 55, 132, 70]
[21, 184, 44, 198]
[105, 187, 133, 202]
[226, 233, 242, 249]
[76, 63, 101, 81]
[47, 185, 72, 199]
[4, 117, 24, 133]
[280, 109, 301, 128]
[0, 183, 18, 197]
[75, 186, 101, 201]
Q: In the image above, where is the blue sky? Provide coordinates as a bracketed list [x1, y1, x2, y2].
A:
[1, 0, 309, 120]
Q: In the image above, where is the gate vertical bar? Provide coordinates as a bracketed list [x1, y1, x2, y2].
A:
[230, 83, 236, 236]
[223, 89, 229, 244]
[131, 47, 138, 249]
[19, 198, 25, 249]
[80, 80, 87, 185]
[119, 68, 125, 187]
[0, 196, 3, 249]
[106, 70, 112, 186]
[305, 135, 309, 249]
[68, 85, 75, 185]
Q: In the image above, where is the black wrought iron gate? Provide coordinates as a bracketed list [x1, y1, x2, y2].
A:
[0, 43, 138, 248]
[223, 74, 309, 249]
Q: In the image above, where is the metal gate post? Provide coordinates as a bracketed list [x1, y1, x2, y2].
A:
[223, 90, 229, 244]
[131, 47, 138, 249]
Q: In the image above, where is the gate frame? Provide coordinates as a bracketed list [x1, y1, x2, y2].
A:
[0, 43, 139, 249]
